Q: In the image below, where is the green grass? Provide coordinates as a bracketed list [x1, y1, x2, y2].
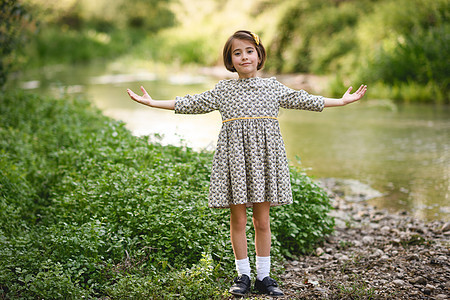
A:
[0, 90, 334, 298]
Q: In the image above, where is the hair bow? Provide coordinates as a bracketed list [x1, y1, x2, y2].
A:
[250, 32, 260, 45]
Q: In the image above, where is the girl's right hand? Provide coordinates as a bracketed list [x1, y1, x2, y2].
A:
[127, 86, 153, 107]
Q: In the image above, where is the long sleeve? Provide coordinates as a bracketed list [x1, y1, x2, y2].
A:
[174, 84, 221, 115]
[275, 80, 324, 112]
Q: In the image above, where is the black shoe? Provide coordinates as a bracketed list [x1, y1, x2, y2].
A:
[254, 276, 284, 297]
[229, 274, 251, 296]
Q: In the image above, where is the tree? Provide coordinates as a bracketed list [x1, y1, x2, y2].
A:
[0, 0, 30, 89]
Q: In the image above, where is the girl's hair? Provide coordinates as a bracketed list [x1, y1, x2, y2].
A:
[223, 30, 266, 73]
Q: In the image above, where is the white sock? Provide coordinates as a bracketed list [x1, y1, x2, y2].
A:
[235, 257, 251, 277]
[256, 256, 271, 281]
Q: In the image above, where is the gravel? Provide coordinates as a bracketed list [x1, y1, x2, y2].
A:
[225, 179, 449, 299]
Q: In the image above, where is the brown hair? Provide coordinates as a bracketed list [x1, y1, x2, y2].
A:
[223, 30, 266, 73]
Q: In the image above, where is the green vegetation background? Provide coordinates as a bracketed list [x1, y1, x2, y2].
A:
[4, 0, 449, 103]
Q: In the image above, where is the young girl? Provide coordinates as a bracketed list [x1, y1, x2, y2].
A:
[127, 30, 367, 297]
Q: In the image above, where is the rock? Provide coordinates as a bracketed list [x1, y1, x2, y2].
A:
[357, 210, 370, 218]
[423, 288, 432, 295]
[407, 254, 420, 261]
[316, 247, 324, 256]
[435, 294, 448, 300]
[425, 284, 435, 291]
[393, 279, 405, 286]
[369, 222, 381, 229]
[410, 276, 427, 285]
[333, 253, 343, 260]
[353, 240, 362, 247]
[380, 255, 390, 261]
[317, 178, 384, 202]
[380, 225, 391, 234]
[440, 222, 450, 232]
[362, 236, 375, 245]
[338, 255, 349, 261]
[444, 280, 450, 289]
[372, 249, 384, 257]
[314, 287, 329, 297]
[320, 254, 333, 260]
[438, 255, 448, 261]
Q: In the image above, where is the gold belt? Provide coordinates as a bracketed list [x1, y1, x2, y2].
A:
[222, 116, 278, 123]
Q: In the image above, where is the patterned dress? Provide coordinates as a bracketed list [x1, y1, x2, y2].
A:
[174, 77, 324, 208]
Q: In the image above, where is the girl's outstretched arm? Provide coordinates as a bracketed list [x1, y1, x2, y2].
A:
[127, 86, 175, 110]
[323, 85, 367, 107]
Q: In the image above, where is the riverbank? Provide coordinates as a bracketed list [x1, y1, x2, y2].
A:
[227, 180, 450, 299]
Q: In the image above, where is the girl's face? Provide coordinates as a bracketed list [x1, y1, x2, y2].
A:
[231, 39, 260, 79]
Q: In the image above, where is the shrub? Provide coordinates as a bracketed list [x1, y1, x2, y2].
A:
[272, 167, 335, 257]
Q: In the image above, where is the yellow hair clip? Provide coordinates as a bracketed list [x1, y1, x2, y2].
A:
[250, 32, 260, 45]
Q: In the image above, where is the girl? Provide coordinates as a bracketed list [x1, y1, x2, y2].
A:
[127, 30, 367, 297]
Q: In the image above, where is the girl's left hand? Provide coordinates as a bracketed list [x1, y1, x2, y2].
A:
[127, 86, 153, 106]
[342, 85, 367, 105]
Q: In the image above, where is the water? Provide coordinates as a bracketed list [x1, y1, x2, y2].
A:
[16, 62, 450, 221]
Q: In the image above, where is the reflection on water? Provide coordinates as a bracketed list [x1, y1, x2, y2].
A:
[280, 104, 449, 221]
[17, 63, 450, 221]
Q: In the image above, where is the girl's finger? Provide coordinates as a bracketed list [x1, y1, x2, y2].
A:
[127, 89, 137, 98]
[140, 86, 148, 95]
[345, 86, 353, 95]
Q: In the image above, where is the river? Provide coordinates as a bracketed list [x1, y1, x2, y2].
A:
[17, 62, 449, 221]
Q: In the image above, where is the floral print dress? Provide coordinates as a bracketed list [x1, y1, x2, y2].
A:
[174, 77, 324, 208]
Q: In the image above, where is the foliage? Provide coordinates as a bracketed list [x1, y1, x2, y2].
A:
[358, 24, 449, 103]
[272, 167, 335, 257]
[269, 0, 449, 103]
[16, 0, 449, 103]
[17, 0, 175, 68]
[0, 90, 334, 298]
[23, 0, 175, 32]
[0, 0, 31, 88]
[23, 26, 138, 67]
[139, 0, 447, 103]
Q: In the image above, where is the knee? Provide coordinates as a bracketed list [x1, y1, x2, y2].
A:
[231, 213, 247, 232]
[253, 216, 270, 233]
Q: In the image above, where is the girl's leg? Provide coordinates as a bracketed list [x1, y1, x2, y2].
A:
[230, 203, 248, 260]
[252, 202, 271, 257]
[229, 204, 251, 296]
[253, 202, 271, 280]
[252, 202, 284, 296]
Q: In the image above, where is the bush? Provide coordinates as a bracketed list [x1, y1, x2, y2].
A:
[267, 0, 449, 103]
[359, 25, 449, 103]
[272, 167, 335, 257]
[0, 90, 334, 298]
